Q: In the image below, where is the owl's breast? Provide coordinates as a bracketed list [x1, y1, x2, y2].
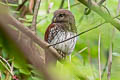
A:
[50, 31, 77, 55]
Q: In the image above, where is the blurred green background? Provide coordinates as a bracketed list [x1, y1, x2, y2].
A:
[0, 0, 120, 80]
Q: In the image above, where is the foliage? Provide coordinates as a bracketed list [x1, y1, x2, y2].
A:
[0, 0, 120, 80]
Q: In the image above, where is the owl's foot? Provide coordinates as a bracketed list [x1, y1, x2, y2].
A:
[56, 49, 66, 59]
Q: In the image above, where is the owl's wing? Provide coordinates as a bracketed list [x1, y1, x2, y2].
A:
[44, 23, 62, 43]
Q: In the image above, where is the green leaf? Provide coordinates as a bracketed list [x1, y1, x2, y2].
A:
[19, 68, 31, 75]
[0, 63, 5, 71]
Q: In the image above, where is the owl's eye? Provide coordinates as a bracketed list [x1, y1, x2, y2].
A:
[59, 14, 64, 17]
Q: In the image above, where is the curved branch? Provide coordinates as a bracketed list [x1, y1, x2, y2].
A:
[0, 19, 57, 80]
[78, 0, 120, 31]
[9, 15, 62, 59]
[0, 7, 61, 80]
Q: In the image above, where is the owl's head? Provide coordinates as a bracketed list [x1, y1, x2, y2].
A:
[52, 9, 75, 25]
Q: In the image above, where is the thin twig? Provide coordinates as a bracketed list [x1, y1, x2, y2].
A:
[72, 47, 88, 57]
[68, 0, 70, 10]
[47, 2, 54, 14]
[98, 33, 101, 80]
[98, 0, 106, 6]
[67, 0, 71, 61]
[65, 3, 80, 9]
[31, 0, 41, 32]
[0, 60, 11, 75]
[87, 40, 92, 65]
[102, 5, 111, 15]
[107, 43, 112, 80]
[30, 0, 41, 57]
[11, 61, 14, 75]
[102, 10, 119, 80]
[17, 0, 27, 11]
[107, 27, 115, 80]
[101, 50, 109, 78]
[48, 14, 120, 47]
[0, 56, 14, 76]
[107, 3, 118, 79]
[48, 22, 105, 47]
[0, 71, 1, 78]
[59, 0, 65, 9]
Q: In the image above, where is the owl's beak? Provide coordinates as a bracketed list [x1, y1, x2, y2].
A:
[53, 17, 56, 22]
[53, 16, 56, 22]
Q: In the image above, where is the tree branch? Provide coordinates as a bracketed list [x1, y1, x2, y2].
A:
[17, 0, 27, 11]
[30, 0, 41, 62]
[0, 20, 57, 80]
[0, 5, 62, 62]
[78, 0, 120, 31]
[31, 0, 41, 32]
[9, 15, 62, 59]
[0, 11, 60, 80]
